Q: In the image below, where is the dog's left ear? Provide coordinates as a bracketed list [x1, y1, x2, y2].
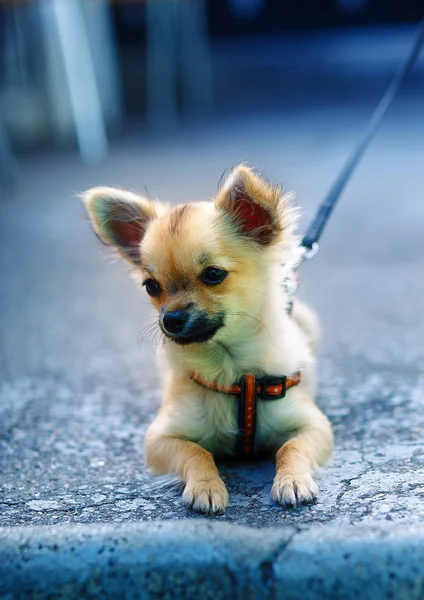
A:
[215, 164, 286, 246]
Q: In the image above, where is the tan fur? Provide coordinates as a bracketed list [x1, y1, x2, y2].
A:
[83, 164, 333, 515]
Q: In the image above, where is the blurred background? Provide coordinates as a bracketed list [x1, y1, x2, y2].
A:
[0, 0, 422, 171]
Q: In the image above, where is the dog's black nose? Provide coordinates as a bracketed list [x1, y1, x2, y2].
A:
[162, 310, 189, 335]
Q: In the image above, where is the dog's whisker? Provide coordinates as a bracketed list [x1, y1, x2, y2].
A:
[138, 321, 158, 336]
[138, 321, 162, 347]
[139, 315, 159, 323]
[220, 326, 234, 345]
[138, 327, 158, 345]
[250, 288, 271, 298]
[137, 318, 159, 338]
[227, 311, 272, 342]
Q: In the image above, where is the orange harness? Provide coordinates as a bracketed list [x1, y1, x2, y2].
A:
[188, 371, 301, 458]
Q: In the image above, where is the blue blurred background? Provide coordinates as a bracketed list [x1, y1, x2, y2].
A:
[0, 0, 422, 176]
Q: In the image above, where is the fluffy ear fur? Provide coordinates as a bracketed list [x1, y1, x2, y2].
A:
[215, 164, 289, 246]
[82, 187, 157, 265]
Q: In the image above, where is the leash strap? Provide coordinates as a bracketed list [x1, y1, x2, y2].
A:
[301, 17, 424, 251]
[189, 371, 301, 457]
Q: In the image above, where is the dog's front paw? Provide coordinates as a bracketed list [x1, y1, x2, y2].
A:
[183, 478, 229, 515]
[271, 472, 318, 507]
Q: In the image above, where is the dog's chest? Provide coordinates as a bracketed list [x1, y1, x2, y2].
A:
[194, 390, 289, 456]
[196, 392, 239, 455]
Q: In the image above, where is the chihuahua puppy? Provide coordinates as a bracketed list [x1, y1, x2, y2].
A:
[83, 165, 333, 514]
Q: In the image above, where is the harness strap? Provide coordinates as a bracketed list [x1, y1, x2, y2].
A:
[240, 374, 257, 457]
[188, 371, 301, 457]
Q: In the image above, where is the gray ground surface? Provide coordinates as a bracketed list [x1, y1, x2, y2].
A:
[1, 31, 424, 534]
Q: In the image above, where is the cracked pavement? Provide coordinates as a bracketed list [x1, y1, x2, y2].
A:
[1, 66, 424, 532]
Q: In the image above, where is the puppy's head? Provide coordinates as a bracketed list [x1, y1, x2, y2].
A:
[83, 165, 296, 346]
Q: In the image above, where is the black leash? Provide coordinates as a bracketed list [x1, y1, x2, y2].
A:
[301, 17, 424, 252]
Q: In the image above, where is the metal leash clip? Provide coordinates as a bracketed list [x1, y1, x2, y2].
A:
[281, 242, 319, 296]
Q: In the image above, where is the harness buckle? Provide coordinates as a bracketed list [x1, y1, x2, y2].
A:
[258, 376, 286, 400]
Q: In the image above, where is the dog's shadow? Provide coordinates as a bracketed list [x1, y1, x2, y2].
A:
[217, 457, 276, 507]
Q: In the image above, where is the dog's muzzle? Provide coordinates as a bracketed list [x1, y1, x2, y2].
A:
[160, 308, 224, 345]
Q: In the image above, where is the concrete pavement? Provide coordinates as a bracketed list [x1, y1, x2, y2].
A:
[2, 521, 424, 599]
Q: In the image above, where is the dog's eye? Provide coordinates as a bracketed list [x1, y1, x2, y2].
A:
[201, 267, 228, 286]
[143, 278, 161, 297]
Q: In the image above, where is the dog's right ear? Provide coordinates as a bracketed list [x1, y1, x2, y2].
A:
[82, 187, 157, 265]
